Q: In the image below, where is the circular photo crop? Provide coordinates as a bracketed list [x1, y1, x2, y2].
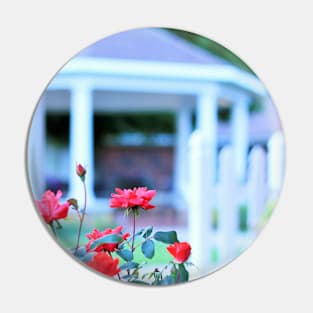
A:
[26, 27, 285, 285]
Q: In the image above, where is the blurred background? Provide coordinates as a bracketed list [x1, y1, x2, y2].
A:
[27, 28, 285, 279]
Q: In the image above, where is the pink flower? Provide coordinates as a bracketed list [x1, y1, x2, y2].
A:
[86, 225, 130, 252]
[36, 190, 70, 224]
[167, 242, 191, 263]
[87, 252, 120, 277]
[110, 187, 156, 210]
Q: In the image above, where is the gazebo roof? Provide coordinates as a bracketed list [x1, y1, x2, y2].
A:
[51, 28, 266, 97]
[79, 28, 230, 65]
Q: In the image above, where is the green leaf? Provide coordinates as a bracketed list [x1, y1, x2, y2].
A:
[160, 275, 174, 285]
[141, 239, 155, 259]
[72, 247, 95, 263]
[90, 234, 123, 250]
[177, 263, 189, 283]
[120, 262, 139, 271]
[147, 272, 155, 280]
[132, 268, 139, 277]
[133, 207, 140, 217]
[68, 198, 78, 210]
[118, 242, 125, 250]
[121, 274, 137, 280]
[142, 226, 153, 238]
[80, 252, 95, 263]
[54, 220, 62, 229]
[73, 246, 87, 257]
[116, 249, 133, 262]
[154, 231, 178, 244]
[152, 271, 162, 285]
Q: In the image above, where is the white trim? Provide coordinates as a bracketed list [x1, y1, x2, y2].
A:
[48, 57, 267, 96]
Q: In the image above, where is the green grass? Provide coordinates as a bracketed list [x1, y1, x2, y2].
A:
[118, 239, 172, 265]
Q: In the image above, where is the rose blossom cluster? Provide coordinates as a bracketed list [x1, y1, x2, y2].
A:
[35, 164, 193, 285]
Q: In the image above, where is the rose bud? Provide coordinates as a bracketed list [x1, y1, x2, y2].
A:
[76, 163, 86, 180]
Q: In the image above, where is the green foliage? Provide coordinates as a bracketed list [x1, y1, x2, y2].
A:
[154, 231, 179, 244]
[177, 263, 189, 283]
[159, 275, 173, 285]
[74, 246, 87, 257]
[94, 113, 175, 145]
[116, 249, 133, 262]
[249, 100, 263, 113]
[141, 239, 155, 259]
[140, 226, 153, 239]
[211, 246, 219, 263]
[80, 252, 95, 263]
[238, 204, 248, 232]
[261, 200, 276, 224]
[89, 234, 123, 250]
[120, 262, 140, 271]
[72, 246, 95, 263]
[212, 207, 218, 230]
[130, 240, 172, 264]
[68, 198, 79, 211]
[166, 28, 254, 73]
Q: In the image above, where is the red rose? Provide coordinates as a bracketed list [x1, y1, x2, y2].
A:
[110, 187, 156, 210]
[36, 190, 70, 224]
[76, 163, 86, 178]
[87, 252, 120, 277]
[86, 225, 130, 252]
[167, 242, 191, 263]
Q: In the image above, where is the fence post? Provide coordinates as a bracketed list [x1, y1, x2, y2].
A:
[188, 130, 215, 274]
[267, 131, 285, 198]
[231, 93, 250, 183]
[247, 146, 266, 233]
[218, 146, 237, 262]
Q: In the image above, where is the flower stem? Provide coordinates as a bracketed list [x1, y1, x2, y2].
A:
[75, 179, 87, 254]
[49, 222, 57, 238]
[131, 209, 136, 252]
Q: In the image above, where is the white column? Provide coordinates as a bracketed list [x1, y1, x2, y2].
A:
[27, 97, 46, 199]
[68, 83, 95, 204]
[267, 131, 285, 196]
[196, 87, 219, 181]
[174, 104, 192, 196]
[188, 86, 219, 275]
[231, 93, 250, 183]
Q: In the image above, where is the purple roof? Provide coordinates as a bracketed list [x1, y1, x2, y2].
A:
[79, 28, 229, 65]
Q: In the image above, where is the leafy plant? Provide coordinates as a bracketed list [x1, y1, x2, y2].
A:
[35, 164, 193, 285]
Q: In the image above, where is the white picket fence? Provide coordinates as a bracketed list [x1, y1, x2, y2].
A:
[186, 130, 284, 276]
